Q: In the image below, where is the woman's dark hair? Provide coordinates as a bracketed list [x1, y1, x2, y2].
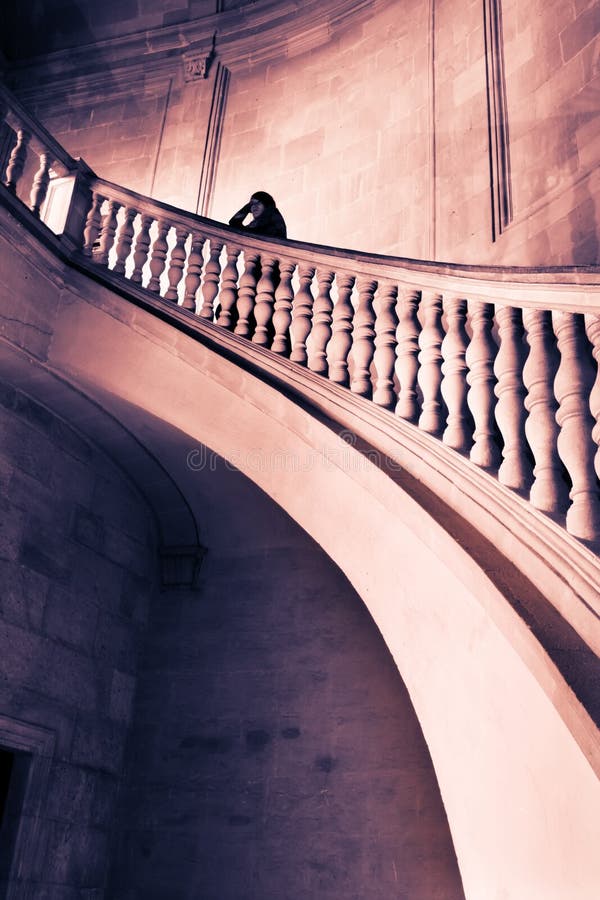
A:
[251, 190, 276, 208]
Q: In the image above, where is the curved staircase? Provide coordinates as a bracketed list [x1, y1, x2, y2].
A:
[2, 82, 600, 900]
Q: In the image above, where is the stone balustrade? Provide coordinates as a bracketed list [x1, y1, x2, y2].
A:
[3, 84, 600, 545]
[0, 84, 77, 221]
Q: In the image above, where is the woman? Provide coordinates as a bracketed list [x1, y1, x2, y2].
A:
[228, 191, 287, 239]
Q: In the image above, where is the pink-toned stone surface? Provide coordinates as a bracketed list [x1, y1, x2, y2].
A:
[213, 0, 432, 257]
[435, 0, 600, 264]
[8, 0, 600, 263]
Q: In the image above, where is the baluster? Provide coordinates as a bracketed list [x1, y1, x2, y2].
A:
[199, 241, 223, 319]
[29, 151, 51, 217]
[585, 314, 600, 480]
[493, 306, 532, 490]
[216, 245, 240, 327]
[5, 128, 31, 193]
[234, 251, 259, 338]
[522, 309, 568, 514]
[130, 214, 153, 283]
[95, 199, 121, 267]
[113, 207, 137, 276]
[395, 289, 421, 422]
[182, 233, 205, 311]
[165, 226, 189, 303]
[82, 191, 105, 256]
[350, 277, 377, 397]
[441, 296, 470, 451]
[253, 256, 277, 345]
[271, 260, 296, 354]
[328, 274, 355, 386]
[466, 301, 501, 469]
[147, 219, 171, 293]
[417, 293, 445, 434]
[553, 311, 600, 540]
[309, 269, 334, 374]
[290, 264, 315, 365]
[373, 282, 399, 409]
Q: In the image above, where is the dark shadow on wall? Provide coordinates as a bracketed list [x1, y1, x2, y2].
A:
[0, 0, 96, 60]
[104, 435, 467, 900]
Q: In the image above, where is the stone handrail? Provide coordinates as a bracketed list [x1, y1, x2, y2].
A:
[3, 84, 600, 547]
[0, 83, 78, 217]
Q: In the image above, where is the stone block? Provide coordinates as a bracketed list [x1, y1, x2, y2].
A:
[89, 770, 120, 828]
[19, 517, 73, 584]
[91, 471, 151, 540]
[44, 819, 109, 887]
[0, 623, 97, 713]
[50, 419, 93, 465]
[109, 670, 136, 723]
[69, 107, 93, 131]
[102, 526, 150, 578]
[71, 506, 105, 554]
[6, 686, 77, 759]
[0, 382, 17, 413]
[123, 96, 163, 121]
[12, 391, 55, 435]
[8, 467, 68, 533]
[94, 611, 139, 675]
[119, 571, 152, 624]
[43, 583, 98, 654]
[283, 129, 325, 170]
[0, 496, 26, 562]
[44, 762, 97, 824]
[69, 547, 125, 613]
[89, 0, 138, 27]
[91, 102, 126, 127]
[1, 419, 54, 488]
[44, 642, 100, 712]
[111, 137, 149, 163]
[560, 4, 600, 62]
[70, 713, 128, 775]
[0, 558, 48, 631]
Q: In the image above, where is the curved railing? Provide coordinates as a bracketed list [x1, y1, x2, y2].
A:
[3, 81, 600, 549]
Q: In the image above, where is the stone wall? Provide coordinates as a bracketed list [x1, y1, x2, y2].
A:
[212, 0, 433, 257]
[108, 457, 464, 900]
[25, 72, 216, 207]
[5, 0, 600, 263]
[434, 0, 600, 264]
[0, 0, 240, 60]
[0, 383, 157, 897]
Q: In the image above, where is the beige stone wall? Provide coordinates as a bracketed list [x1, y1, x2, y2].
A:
[434, 0, 600, 264]
[213, 0, 433, 257]
[28, 70, 215, 209]
[498, 0, 600, 264]
[7, 0, 600, 264]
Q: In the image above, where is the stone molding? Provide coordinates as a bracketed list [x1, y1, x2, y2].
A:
[5, 0, 396, 106]
[483, 0, 513, 241]
[195, 61, 230, 217]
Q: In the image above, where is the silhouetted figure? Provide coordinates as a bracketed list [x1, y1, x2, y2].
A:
[229, 191, 287, 239]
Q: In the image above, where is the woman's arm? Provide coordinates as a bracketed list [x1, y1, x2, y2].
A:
[228, 202, 252, 227]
